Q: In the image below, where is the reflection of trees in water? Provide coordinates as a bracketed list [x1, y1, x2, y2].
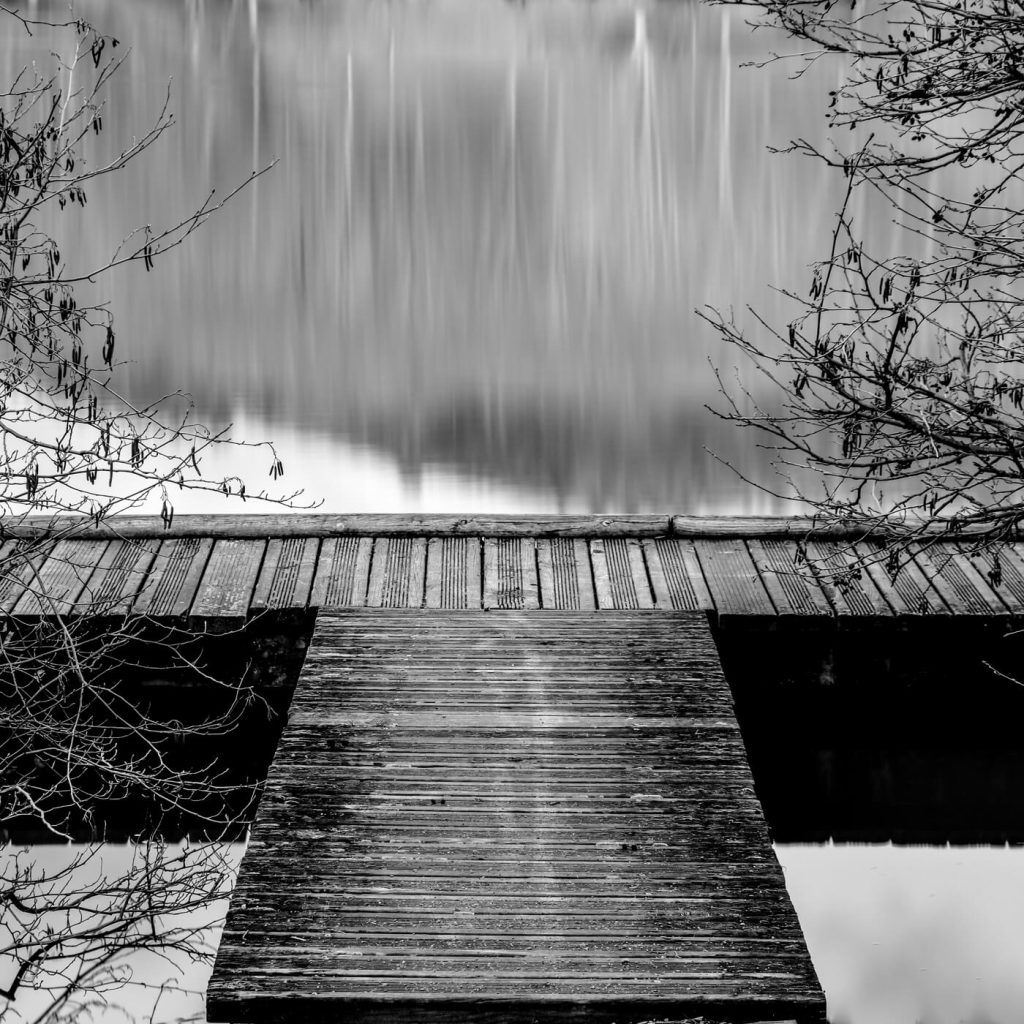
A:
[3, 0, 848, 509]
[344, 394, 795, 513]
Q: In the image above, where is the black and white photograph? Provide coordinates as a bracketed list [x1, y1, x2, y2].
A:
[3, 1, 1024, 1022]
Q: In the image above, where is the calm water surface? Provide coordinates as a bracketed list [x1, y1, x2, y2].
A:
[9, 0, 865, 513]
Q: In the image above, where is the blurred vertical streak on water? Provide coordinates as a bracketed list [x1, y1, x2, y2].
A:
[3, 0, 868, 512]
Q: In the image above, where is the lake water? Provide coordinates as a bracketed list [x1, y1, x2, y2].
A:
[4, 3, 1022, 1024]
[7, 0, 868, 515]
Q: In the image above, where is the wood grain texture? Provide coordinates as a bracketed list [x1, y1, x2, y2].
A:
[0, 540, 53, 613]
[76, 538, 160, 615]
[207, 610, 824, 1024]
[537, 539, 596, 610]
[252, 537, 320, 611]
[747, 541, 832, 617]
[854, 542, 949, 616]
[482, 537, 540, 610]
[8, 510, 1022, 548]
[191, 539, 267, 618]
[425, 538, 482, 609]
[957, 544, 1024, 614]
[5, 513, 673, 539]
[7, 522, 1023, 625]
[589, 538, 653, 610]
[12, 539, 103, 617]
[985, 544, 1024, 613]
[133, 537, 213, 617]
[804, 542, 892, 617]
[693, 541, 775, 618]
[910, 543, 1009, 616]
[310, 536, 372, 608]
[367, 538, 427, 608]
[642, 539, 713, 611]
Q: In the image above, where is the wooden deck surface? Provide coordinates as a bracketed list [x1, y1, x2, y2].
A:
[206, 610, 825, 1023]
[1, 521, 1021, 620]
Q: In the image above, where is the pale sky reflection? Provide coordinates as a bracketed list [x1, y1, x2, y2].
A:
[776, 843, 1024, 1024]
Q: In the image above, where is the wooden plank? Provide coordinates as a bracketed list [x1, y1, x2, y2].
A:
[252, 537, 320, 611]
[588, 539, 614, 608]
[5, 513, 672, 540]
[536, 539, 595, 610]
[208, 610, 824, 1024]
[804, 541, 892, 617]
[643, 539, 713, 611]
[76, 538, 161, 615]
[853, 542, 949, 616]
[191, 539, 266, 618]
[12, 510, 1024, 544]
[958, 543, 1024, 614]
[133, 537, 214, 617]
[746, 540, 832, 617]
[425, 538, 482, 609]
[367, 537, 427, 609]
[692, 540, 775, 618]
[0, 539, 55, 614]
[483, 538, 539, 609]
[911, 543, 1009, 615]
[12, 539, 105, 617]
[310, 536, 372, 608]
[589, 538, 653, 610]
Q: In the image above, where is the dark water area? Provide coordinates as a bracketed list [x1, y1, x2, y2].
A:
[5, 0, 866, 514]
[722, 620, 1024, 1024]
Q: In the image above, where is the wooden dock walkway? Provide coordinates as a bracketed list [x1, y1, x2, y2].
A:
[207, 609, 825, 1023]
[2, 513, 1022, 621]
[10, 514, 1017, 1021]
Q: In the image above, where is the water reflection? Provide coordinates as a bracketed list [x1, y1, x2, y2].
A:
[778, 844, 1024, 1024]
[5, 0, 852, 512]
[0, 842, 242, 1024]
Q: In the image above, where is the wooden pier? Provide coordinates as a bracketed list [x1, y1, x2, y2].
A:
[207, 609, 823, 1024]
[8, 513, 1021, 1023]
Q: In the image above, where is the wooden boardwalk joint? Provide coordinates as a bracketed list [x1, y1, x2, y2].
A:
[207, 610, 825, 1024]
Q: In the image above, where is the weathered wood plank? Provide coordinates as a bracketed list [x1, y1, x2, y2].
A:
[251, 537, 319, 611]
[367, 537, 427, 609]
[804, 541, 893, 617]
[747, 540, 832, 617]
[911, 543, 1009, 616]
[12, 539, 105, 617]
[692, 540, 775, 618]
[6, 513, 673, 540]
[310, 536, 372, 608]
[425, 538, 482, 609]
[133, 537, 213, 617]
[11, 510, 1024, 550]
[76, 538, 161, 615]
[589, 539, 614, 608]
[0, 540, 55, 614]
[483, 537, 540, 610]
[854, 542, 949, 616]
[958, 543, 1024, 614]
[642, 539, 713, 611]
[536, 539, 596, 610]
[191, 539, 266, 618]
[208, 610, 824, 1024]
[589, 538, 653, 610]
